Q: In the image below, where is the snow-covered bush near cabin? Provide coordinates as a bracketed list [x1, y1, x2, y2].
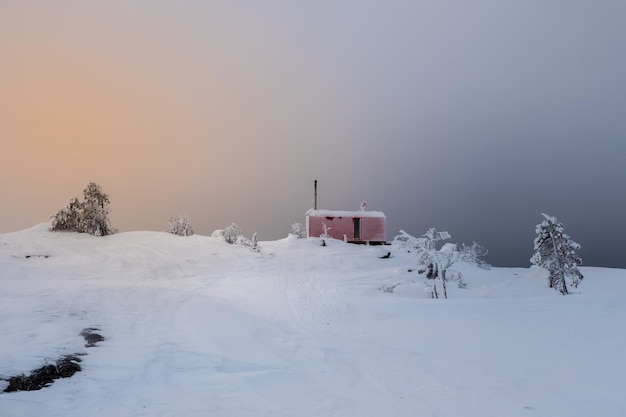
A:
[531, 213, 583, 295]
[167, 215, 194, 236]
[223, 223, 240, 244]
[394, 229, 489, 298]
[291, 223, 307, 239]
[320, 223, 331, 238]
[219, 223, 259, 252]
[50, 183, 116, 236]
[240, 232, 260, 252]
[250, 232, 259, 252]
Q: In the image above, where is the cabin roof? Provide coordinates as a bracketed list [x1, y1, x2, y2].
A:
[306, 209, 386, 218]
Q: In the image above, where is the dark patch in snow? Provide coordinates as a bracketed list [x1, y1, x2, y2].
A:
[3, 355, 82, 392]
[1, 328, 105, 393]
[80, 328, 105, 347]
[25, 254, 50, 259]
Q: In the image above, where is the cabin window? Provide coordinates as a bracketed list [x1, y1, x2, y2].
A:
[353, 218, 361, 240]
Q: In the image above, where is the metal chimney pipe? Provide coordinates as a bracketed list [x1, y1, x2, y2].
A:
[314, 180, 318, 210]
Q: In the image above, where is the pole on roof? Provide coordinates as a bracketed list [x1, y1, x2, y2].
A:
[314, 180, 318, 210]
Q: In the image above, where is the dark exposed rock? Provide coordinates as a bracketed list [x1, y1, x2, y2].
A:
[80, 328, 104, 347]
[3, 355, 82, 392]
[2, 328, 104, 393]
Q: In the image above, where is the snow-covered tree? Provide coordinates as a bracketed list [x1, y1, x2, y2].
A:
[81, 182, 115, 236]
[393, 230, 425, 252]
[531, 213, 583, 295]
[394, 229, 454, 298]
[291, 223, 307, 239]
[223, 223, 240, 244]
[320, 223, 331, 238]
[167, 215, 194, 236]
[50, 183, 116, 236]
[50, 197, 82, 232]
[460, 242, 491, 270]
[251, 232, 259, 252]
[240, 232, 260, 252]
[418, 230, 458, 299]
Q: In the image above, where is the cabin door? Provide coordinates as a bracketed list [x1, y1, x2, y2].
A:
[353, 218, 361, 240]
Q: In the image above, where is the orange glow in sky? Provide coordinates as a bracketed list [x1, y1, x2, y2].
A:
[2, 1, 625, 267]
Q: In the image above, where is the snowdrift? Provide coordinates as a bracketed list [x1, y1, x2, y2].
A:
[1, 225, 625, 416]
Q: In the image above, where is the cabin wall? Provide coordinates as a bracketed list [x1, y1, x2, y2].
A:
[360, 217, 386, 242]
[307, 215, 386, 243]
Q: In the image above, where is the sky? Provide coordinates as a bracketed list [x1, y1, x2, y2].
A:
[1, 1, 625, 267]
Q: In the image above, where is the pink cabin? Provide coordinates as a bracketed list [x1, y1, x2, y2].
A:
[306, 206, 387, 244]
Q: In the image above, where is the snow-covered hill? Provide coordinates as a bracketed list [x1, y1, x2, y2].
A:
[1, 225, 625, 416]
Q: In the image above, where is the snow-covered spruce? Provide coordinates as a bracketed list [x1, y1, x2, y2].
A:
[531, 213, 583, 294]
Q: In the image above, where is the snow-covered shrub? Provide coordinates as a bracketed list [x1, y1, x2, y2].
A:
[167, 215, 194, 236]
[394, 228, 464, 298]
[318, 222, 332, 246]
[219, 223, 259, 252]
[460, 242, 491, 270]
[393, 230, 427, 253]
[531, 213, 583, 295]
[223, 223, 240, 244]
[50, 183, 116, 236]
[250, 232, 259, 252]
[320, 222, 331, 239]
[50, 197, 82, 232]
[393, 229, 483, 299]
[291, 223, 307, 239]
[240, 232, 260, 252]
[380, 283, 399, 293]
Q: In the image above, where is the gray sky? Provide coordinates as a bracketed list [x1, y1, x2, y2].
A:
[1, 1, 625, 267]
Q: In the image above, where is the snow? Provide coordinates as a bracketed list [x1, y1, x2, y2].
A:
[1, 225, 625, 416]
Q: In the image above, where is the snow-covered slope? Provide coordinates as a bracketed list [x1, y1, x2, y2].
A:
[1, 225, 625, 416]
